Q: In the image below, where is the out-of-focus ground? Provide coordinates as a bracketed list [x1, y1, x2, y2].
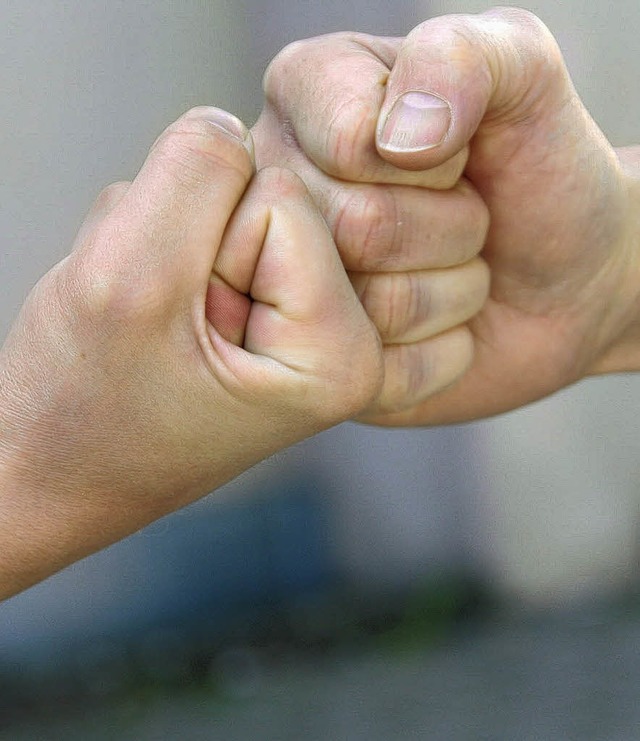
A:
[3, 599, 640, 740]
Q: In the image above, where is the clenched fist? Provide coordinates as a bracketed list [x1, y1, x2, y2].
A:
[254, 7, 640, 426]
[0, 107, 382, 598]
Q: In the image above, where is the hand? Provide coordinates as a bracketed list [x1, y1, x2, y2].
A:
[253, 30, 491, 423]
[0, 107, 382, 597]
[253, 8, 640, 426]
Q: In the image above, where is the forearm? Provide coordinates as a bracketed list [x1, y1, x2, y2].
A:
[0, 459, 101, 600]
[0, 333, 264, 600]
[0, 401, 292, 600]
[0, 378, 306, 601]
[0, 414, 174, 600]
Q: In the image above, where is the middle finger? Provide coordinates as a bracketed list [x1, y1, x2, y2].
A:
[316, 175, 490, 272]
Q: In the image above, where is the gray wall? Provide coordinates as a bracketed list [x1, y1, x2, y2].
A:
[0, 0, 254, 335]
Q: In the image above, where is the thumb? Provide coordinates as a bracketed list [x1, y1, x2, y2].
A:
[376, 8, 570, 170]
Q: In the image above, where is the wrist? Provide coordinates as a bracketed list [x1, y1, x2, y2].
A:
[588, 146, 640, 375]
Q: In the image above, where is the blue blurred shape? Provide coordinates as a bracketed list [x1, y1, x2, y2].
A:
[0, 473, 335, 672]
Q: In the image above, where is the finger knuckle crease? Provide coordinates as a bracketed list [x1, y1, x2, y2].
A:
[155, 127, 249, 183]
[257, 166, 306, 198]
[324, 98, 375, 178]
[338, 189, 399, 270]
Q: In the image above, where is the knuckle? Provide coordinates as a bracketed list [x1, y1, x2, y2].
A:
[255, 165, 308, 200]
[263, 34, 378, 180]
[376, 344, 435, 416]
[262, 39, 310, 98]
[323, 95, 377, 179]
[262, 33, 352, 100]
[398, 273, 433, 338]
[94, 181, 131, 211]
[449, 326, 474, 376]
[334, 187, 400, 270]
[72, 265, 132, 325]
[70, 230, 165, 328]
[152, 113, 252, 185]
[465, 257, 491, 310]
[480, 8, 564, 79]
[489, 6, 551, 39]
[377, 327, 473, 415]
[367, 276, 396, 339]
[448, 182, 490, 263]
[400, 344, 436, 402]
[470, 187, 491, 245]
[357, 273, 430, 342]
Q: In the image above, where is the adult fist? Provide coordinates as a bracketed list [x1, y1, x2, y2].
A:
[254, 8, 640, 426]
[0, 107, 382, 597]
[253, 32, 491, 420]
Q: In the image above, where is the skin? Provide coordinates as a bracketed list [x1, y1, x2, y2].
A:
[3, 7, 640, 598]
[0, 107, 383, 599]
[253, 7, 640, 426]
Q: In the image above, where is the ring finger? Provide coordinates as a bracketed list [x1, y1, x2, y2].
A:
[350, 256, 490, 344]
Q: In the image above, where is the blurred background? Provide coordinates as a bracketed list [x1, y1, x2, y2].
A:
[2, 1, 640, 738]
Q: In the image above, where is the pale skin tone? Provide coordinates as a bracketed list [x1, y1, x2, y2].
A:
[0, 107, 383, 599]
[253, 6, 640, 426]
[2, 7, 640, 599]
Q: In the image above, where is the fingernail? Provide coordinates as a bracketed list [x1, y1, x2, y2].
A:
[191, 106, 248, 140]
[189, 106, 255, 160]
[378, 91, 451, 153]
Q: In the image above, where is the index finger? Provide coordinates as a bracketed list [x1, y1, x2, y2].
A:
[259, 32, 467, 188]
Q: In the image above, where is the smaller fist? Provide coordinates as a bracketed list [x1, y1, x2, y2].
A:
[0, 107, 382, 597]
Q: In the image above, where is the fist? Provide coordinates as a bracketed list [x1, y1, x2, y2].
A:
[0, 107, 382, 596]
[253, 8, 640, 425]
[253, 31, 491, 422]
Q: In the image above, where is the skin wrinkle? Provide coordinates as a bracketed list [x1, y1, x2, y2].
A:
[476, 17, 563, 124]
[324, 94, 379, 181]
[278, 117, 301, 153]
[150, 130, 253, 194]
[476, 130, 623, 306]
[262, 34, 470, 187]
[354, 271, 433, 342]
[377, 343, 429, 414]
[327, 176, 486, 273]
[343, 187, 401, 272]
[354, 262, 490, 345]
[347, 35, 398, 72]
[215, 180, 273, 297]
[376, 327, 472, 415]
[387, 273, 405, 340]
[253, 9, 640, 428]
[401, 342, 432, 401]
